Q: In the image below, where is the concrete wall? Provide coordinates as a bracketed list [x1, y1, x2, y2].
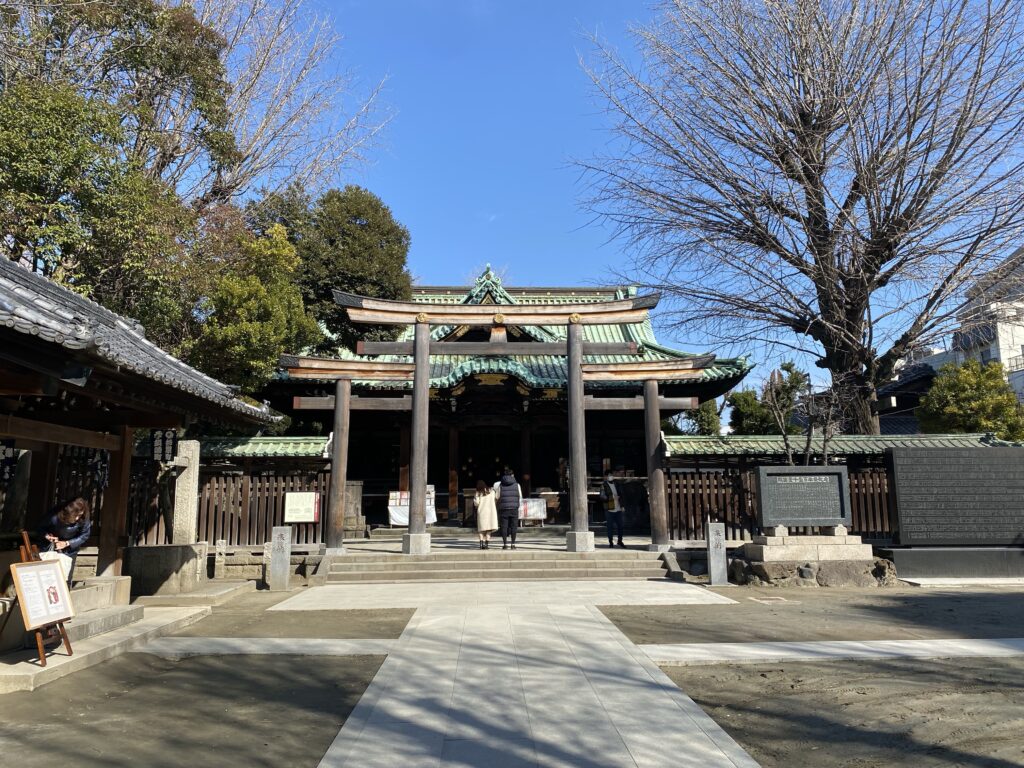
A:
[123, 543, 208, 596]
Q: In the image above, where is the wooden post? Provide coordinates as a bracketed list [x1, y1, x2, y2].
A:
[448, 427, 459, 519]
[326, 378, 351, 551]
[645, 380, 670, 551]
[25, 443, 59, 531]
[566, 321, 594, 551]
[520, 425, 532, 497]
[404, 320, 430, 554]
[97, 426, 134, 577]
[398, 424, 410, 492]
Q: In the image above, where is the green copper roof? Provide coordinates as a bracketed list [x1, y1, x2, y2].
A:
[665, 433, 1002, 457]
[310, 266, 751, 391]
[201, 436, 328, 458]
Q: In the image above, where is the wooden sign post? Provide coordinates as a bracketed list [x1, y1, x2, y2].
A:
[8, 559, 75, 666]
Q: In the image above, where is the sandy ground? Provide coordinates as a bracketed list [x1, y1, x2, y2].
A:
[171, 589, 415, 639]
[665, 657, 1024, 768]
[601, 586, 1024, 644]
[0, 587, 414, 767]
[605, 586, 1024, 768]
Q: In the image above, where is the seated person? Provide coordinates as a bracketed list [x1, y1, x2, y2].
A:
[37, 496, 91, 584]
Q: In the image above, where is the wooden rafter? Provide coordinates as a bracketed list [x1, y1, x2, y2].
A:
[355, 341, 640, 356]
[0, 413, 123, 451]
[580, 355, 715, 382]
[333, 290, 660, 326]
[279, 355, 415, 381]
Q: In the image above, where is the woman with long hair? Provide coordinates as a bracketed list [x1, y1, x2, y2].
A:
[38, 496, 91, 584]
[473, 479, 498, 549]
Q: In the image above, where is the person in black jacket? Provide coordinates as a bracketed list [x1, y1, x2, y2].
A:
[495, 468, 522, 550]
[38, 496, 91, 584]
[601, 473, 625, 548]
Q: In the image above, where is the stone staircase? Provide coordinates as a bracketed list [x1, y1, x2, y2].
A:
[1, 576, 139, 653]
[326, 550, 668, 583]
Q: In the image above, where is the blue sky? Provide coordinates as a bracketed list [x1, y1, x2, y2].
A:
[322, 1, 655, 289]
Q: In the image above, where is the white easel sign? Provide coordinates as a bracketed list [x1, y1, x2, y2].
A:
[283, 491, 320, 523]
[10, 560, 75, 630]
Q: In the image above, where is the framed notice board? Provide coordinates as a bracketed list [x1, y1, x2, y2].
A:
[10, 560, 75, 630]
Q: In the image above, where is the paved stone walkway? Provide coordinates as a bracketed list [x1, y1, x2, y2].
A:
[271, 582, 757, 768]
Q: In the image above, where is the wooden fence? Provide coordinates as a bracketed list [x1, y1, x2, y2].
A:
[667, 467, 893, 542]
[196, 466, 330, 547]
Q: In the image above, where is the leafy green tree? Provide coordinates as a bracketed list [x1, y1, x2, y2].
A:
[683, 399, 721, 435]
[727, 390, 777, 435]
[189, 224, 320, 391]
[251, 184, 412, 351]
[0, 80, 195, 345]
[919, 360, 1024, 440]
[0, 1, 235, 192]
[727, 363, 807, 435]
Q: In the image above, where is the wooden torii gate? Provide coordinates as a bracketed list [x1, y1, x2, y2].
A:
[283, 289, 715, 554]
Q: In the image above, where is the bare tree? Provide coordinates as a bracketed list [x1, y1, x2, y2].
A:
[0, 0, 386, 205]
[584, 0, 1024, 433]
[163, 0, 387, 205]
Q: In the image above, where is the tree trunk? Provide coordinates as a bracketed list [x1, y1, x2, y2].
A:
[844, 381, 880, 435]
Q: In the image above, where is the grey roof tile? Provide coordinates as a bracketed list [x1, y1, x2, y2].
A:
[0, 259, 270, 423]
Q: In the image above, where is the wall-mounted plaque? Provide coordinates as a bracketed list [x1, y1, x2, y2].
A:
[890, 447, 1024, 546]
[756, 466, 851, 528]
[283, 492, 320, 523]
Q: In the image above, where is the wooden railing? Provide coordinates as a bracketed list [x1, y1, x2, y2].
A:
[666, 467, 893, 542]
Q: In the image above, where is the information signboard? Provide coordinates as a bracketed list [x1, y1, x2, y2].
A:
[10, 560, 75, 631]
[283, 491, 320, 523]
[756, 466, 851, 528]
[890, 447, 1024, 546]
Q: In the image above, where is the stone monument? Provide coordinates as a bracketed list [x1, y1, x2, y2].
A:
[737, 466, 877, 586]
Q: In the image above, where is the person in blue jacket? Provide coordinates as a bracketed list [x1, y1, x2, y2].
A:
[37, 496, 91, 584]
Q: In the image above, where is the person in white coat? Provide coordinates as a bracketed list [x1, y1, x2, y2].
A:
[474, 479, 498, 549]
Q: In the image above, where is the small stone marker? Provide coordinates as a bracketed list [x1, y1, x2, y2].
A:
[268, 526, 291, 591]
[214, 539, 227, 579]
[707, 522, 728, 586]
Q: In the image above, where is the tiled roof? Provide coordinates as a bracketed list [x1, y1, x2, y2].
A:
[0, 259, 271, 423]
[310, 266, 751, 389]
[200, 436, 329, 458]
[665, 433, 1001, 456]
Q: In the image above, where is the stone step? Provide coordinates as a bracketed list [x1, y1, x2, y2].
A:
[334, 550, 661, 563]
[63, 605, 144, 643]
[0, 606, 210, 693]
[329, 558, 664, 573]
[326, 567, 668, 583]
[133, 580, 256, 608]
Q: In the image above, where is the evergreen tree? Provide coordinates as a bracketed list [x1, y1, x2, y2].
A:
[918, 360, 1024, 440]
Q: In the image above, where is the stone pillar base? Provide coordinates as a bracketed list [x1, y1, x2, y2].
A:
[647, 542, 671, 552]
[403, 533, 431, 555]
[323, 547, 347, 556]
[566, 531, 595, 552]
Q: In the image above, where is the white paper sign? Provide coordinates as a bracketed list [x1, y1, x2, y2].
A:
[11, 560, 75, 630]
[284, 492, 320, 523]
[519, 498, 547, 520]
[388, 486, 437, 525]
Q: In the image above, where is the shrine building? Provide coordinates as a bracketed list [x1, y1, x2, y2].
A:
[266, 267, 750, 544]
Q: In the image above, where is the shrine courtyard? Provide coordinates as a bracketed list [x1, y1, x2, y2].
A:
[2, 578, 1023, 768]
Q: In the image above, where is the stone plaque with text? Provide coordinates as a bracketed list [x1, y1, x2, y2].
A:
[756, 466, 851, 528]
[890, 447, 1024, 546]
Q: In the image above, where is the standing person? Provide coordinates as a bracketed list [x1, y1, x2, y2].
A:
[38, 496, 91, 584]
[601, 473, 625, 548]
[495, 467, 522, 550]
[474, 480, 498, 549]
